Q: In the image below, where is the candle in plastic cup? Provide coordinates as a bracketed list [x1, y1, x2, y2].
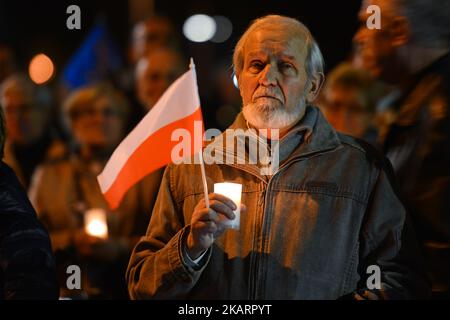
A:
[84, 208, 108, 239]
[213, 182, 242, 230]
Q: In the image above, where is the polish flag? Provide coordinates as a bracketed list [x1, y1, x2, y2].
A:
[97, 63, 203, 209]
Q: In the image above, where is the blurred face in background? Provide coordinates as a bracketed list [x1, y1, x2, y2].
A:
[353, 0, 405, 82]
[1, 86, 47, 145]
[323, 85, 372, 138]
[135, 48, 184, 111]
[70, 95, 125, 150]
[132, 17, 175, 63]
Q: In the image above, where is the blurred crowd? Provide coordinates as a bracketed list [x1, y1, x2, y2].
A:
[1, 0, 449, 300]
[1, 15, 190, 299]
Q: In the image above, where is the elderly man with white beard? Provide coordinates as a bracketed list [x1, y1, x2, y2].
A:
[126, 15, 430, 300]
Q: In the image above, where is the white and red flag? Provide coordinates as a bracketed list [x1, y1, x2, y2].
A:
[97, 62, 203, 209]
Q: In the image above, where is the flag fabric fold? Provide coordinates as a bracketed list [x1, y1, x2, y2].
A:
[97, 66, 203, 209]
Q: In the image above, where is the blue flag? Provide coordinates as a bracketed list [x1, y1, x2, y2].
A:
[62, 22, 122, 89]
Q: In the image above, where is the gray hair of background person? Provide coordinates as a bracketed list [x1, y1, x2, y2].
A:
[390, 0, 450, 49]
[232, 15, 325, 95]
[63, 82, 130, 127]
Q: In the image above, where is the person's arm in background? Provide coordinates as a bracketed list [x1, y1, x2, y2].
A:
[28, 165, 76, 252]
[0, 162, 59, 300]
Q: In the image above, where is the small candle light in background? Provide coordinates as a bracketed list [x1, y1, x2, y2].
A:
[84, 208, 108, 239]
[214, 182, 242, 230]
[29, 53, 54, 85]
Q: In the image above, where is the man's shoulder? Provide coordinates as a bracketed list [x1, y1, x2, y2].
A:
[335, 132, 395, 176]
[165, 161, 203, 185]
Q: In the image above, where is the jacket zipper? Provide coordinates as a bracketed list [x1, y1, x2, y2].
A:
[226, 161, 292, 299]
[223, 148, 338, 299]
[250, 183, 266, 299]
[251, 160, 303, 299]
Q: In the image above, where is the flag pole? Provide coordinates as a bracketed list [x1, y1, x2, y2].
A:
[198, 150, 210, 209]
[190, 58, 210, 209]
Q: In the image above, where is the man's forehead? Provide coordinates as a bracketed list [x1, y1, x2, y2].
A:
[243, 29, 307, 58]
[246, 50, 298, 62]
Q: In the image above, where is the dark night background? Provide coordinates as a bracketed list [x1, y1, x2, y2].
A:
[0, 0, 363, 128]
[0, 1, 362, 68]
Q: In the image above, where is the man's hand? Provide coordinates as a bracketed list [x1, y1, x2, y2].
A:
[186, 193, 245, 260]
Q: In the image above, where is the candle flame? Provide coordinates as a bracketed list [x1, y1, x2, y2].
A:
[84, 208, 108, 239]
[86, 219, 108, 238]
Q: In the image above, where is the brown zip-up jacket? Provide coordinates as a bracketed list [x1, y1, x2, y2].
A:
[127, 106, 430, 299]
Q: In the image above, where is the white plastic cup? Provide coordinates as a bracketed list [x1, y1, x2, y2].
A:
[213, 182, 242, 230]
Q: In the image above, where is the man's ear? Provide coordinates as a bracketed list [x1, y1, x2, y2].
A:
[390, 16, 410, 47]
[306, 72, 325, 103]
[234, 72, 240, 90]
[237, 72, 245, 98]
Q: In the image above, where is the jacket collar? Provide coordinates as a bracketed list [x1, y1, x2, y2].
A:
[287, 105, 341, 160]
[204, 105, 341, 180]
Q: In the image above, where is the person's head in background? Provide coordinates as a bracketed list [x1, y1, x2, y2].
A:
[64, 83, 129, 159]
[0, 74, 51, 146]
[354, 0, 450, 85]
[130, 15, 179, 65]
[135, 47, 185, 111]
[321, 63, 384, 140]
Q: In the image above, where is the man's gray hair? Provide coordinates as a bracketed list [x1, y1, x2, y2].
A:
[393, 0, 450, 49]
[233, 15, 324, 82]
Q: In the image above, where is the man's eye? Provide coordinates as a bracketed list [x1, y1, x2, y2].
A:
[249, 62, 263, 72]
[280, 63, 293, 70]
[279, 62, 297, 75]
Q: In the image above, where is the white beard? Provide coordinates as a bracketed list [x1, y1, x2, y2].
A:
[242, 94, 307, 129]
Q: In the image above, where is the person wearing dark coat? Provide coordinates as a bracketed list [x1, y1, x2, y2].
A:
[0, 106, 59, 300]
